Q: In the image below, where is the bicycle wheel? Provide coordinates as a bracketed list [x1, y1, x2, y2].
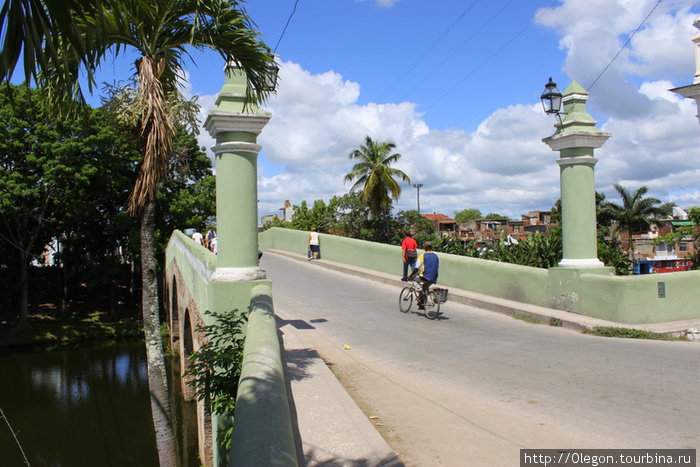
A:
[424, 291, 440, 319]
[399, 287, 413, 313]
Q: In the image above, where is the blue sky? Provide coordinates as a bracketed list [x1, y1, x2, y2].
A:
[87, 0, 700, 220]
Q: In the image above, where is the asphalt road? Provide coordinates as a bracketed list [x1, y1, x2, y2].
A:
[261, 251, 700, 466]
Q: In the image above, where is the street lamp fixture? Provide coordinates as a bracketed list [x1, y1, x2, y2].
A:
[262, 63, 280, 92]
[540, 77, 563, 123]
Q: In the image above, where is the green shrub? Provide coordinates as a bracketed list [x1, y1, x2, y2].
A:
[185, 310, 248, 450]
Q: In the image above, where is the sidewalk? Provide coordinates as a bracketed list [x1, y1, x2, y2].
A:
[272, 249, 700, 466]
[279, 313, 404, 466]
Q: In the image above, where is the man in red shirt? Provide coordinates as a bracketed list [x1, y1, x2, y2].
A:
[401, 231, 418, 281]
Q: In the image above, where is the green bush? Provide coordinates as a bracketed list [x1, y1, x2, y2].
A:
[184, 310, 248, 450]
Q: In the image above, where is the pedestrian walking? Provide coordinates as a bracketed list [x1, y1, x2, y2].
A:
[308, 227, 320, 260]
[401, 231, 418, 281]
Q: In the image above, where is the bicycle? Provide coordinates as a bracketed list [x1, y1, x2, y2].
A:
[399, 278, 442, 319]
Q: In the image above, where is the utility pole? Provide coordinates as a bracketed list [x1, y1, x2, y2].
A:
[413, 183, 423, 213]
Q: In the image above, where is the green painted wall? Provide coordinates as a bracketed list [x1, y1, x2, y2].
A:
[165, 230, 297, 466]
[259, 228, 549, 305]
[260, 227, 700, 324]
[165, 230, 260, 325]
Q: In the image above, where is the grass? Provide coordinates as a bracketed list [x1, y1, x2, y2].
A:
[583, 326, 680, 340]
[0, 310, 143, 349]
[512, 313, 541, 324]
[548, 317, 563, 327]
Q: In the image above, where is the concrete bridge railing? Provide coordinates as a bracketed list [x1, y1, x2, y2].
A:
[259, 227, 700, 324]
[164, 230, 298, 467]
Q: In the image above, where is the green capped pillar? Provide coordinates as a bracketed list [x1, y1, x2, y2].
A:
[204, 63, 271, 281]
[543, 82, 611, 269]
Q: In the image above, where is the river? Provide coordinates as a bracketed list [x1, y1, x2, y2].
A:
[0, 341, 199, 466]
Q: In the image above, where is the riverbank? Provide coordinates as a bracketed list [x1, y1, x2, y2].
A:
[0, 310, 143, 349]
[1, 267, 145, 349]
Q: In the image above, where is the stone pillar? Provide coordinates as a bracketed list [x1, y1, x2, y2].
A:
[670, 16, 700, 127]
[204, 63, 271, 281]
[543, 82, 611, 269]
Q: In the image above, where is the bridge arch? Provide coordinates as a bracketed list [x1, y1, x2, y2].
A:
[181, 308, 195, 401]
[169, 276, 180, 345]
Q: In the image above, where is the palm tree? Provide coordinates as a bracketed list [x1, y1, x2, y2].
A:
[3, 2, 276, 464]
[598, 184, 674, 257]
[344, 136, 410, 217]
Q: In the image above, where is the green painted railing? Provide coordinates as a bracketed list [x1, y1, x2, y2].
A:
[259, 227, 700, 324]
[229, 283, 298, 467]
[165, 231, 298, 467]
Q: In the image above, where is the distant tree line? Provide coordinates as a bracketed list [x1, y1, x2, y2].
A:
[265, 183, 697, 276]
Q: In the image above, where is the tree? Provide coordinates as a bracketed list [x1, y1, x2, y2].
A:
[157, 131, 216, 241]
[91, 7, 273, 464]
[1, 1, 275, 109]
[454, 208, 482, 223]
[344, 136, 410, 217]
[392, 210, 435, 246]
[0, 85, 74, 326]
[2, 2, 276, 464]
[0, 85, 141, 325]
[1, 0, 105, 105]
[598, 184, 674, 257]
[688, 207, 700, 269]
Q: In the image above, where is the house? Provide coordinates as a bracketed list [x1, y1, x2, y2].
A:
[422, 213, 457, 237]
[454, 217, 518, 243]
[521, 210, 557, 235]
[624, 208, 698, 273]
[260, 200, 294, 226]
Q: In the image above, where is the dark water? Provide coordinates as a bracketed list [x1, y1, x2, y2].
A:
[0, 341, 199, 467]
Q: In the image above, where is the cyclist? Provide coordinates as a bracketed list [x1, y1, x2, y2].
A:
[407, 242, 439, 309]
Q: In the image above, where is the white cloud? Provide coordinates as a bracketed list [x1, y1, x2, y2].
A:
[192, 0, 700, 223]
[255, 61, 562, 219]
[536, 0, 698, 120]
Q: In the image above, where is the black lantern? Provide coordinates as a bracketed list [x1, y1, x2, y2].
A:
[262, 63, 280, 92]
[540, 77, 562, 115]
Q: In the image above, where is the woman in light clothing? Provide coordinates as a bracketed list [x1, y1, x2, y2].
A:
[308, 227, 320, 260]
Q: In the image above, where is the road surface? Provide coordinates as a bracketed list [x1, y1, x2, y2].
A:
[261, 251, 700, 466]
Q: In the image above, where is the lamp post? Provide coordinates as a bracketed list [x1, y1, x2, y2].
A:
[413, 183, 423, 213]
[541, 78, 611, 270]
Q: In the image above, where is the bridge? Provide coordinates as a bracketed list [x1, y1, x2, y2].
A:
[165, 233, 700, 466]
[162, 63, 700, 466]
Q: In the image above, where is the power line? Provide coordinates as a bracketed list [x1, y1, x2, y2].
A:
[399, 0, 515, 102]
[273, 0, 300, 56]
[423, 6, 552, 113]
[587, 0, 663, 91]
[376, 0, 480, 103]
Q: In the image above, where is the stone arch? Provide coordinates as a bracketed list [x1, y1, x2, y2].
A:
[181, 308, 213, 465]
[181, 309, 195, 401]
[169, 276, 180, 345]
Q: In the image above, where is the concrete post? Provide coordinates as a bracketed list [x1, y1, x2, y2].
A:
[670, 16, 700, 127]
[204, 64, 271, 281]
[542, 82, 611, 269]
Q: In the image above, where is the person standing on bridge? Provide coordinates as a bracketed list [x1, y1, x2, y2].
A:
[408, 242, 439, 310]
[308, 227, 320, 260]
[401, 231, 418, 281]
[205, 227, 216, 252]
[191, 230, 204, 245]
